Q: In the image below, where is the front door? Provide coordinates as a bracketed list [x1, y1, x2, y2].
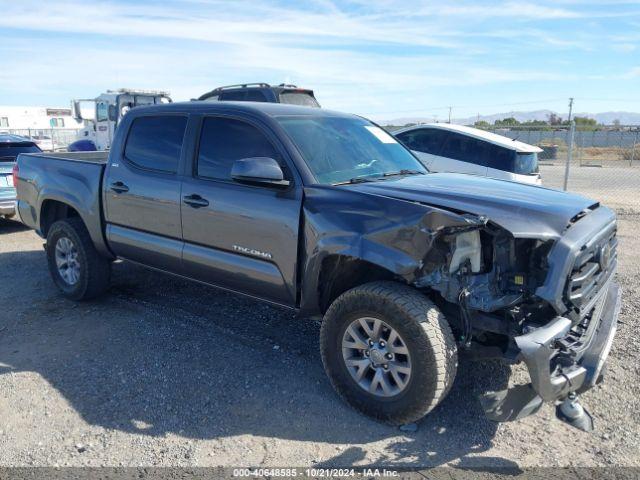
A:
[180, 115, 302, 306]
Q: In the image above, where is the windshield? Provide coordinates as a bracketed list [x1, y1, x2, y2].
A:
[276, 116, 426, 184]
[279, 92, 320, 108]
[514, 152, 539, 174]
[0, 144, 41, 162]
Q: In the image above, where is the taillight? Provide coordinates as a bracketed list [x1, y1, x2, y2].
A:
[12, 163, 19, 187]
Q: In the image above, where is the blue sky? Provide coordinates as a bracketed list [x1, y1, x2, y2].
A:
[0, 0, 638, 120]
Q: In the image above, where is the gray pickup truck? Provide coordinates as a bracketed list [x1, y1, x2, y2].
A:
[15, 102, 620, 430]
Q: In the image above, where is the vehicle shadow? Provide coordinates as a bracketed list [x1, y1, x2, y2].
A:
[0, 217, 30, 234]
[0, 251, 518, 468]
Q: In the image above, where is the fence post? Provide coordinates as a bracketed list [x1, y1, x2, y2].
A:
[631, 130, 638, 167]
[563, 121, 575, 191]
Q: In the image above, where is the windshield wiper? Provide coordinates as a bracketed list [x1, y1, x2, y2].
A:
[382, 169, 426, 178]
[333, 177, 378, 186]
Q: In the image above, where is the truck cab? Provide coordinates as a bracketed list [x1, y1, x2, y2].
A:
[70, 89, 172, 151]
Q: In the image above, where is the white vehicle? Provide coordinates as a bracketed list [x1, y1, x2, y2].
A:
[71, 89, 172, 151]
[394, 123, 543, 185]
[30, 135, 59, 152]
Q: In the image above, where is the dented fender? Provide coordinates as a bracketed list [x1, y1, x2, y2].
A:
[298, 186, 486, 316]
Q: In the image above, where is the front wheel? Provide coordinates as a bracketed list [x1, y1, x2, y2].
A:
[46, 217, 111, 300]
[320, 281, 458, 425]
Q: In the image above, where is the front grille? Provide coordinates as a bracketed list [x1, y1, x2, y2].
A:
[566, 226, 617, 314]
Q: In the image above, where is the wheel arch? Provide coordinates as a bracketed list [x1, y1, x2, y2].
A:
[316, 254, 400, 315]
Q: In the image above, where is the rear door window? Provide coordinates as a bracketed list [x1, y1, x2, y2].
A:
[124, 115, 187, 173]
[0, 144, 41, 162]
[219, 91, 246, 101]
[197, 117, 280, 181]
[440, 132, 487, 165]
[396, 128, 445, 155]
[245, 90, 269, 102]
[484, 143, 515, 171]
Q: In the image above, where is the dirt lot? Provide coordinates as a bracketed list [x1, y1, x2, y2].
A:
[0, 170, 639, 468]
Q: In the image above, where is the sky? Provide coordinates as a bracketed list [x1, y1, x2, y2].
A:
[0, 0, 638, 121]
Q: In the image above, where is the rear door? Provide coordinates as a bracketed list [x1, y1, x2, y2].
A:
[103, 114, 188, 272]
[180, 114, 302, 306]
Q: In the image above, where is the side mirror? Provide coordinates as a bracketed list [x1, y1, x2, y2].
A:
[231, 157, 290, 187]
[71, 100, 82, 121]
[108, 105, 117, 121]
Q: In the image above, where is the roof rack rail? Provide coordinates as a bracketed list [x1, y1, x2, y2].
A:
[211, 83, 271, 93]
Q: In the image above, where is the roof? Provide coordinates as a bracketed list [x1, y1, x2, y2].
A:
[0, 134, 35, 144]
[197, 83, 313, 100]
[129, 101, 354, 119]
[395, 123, 543, 153]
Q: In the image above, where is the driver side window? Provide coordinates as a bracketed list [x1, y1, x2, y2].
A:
[96, 102, 109, 122]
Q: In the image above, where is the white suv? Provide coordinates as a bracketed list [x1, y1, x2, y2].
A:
[394, 123, 542, 185]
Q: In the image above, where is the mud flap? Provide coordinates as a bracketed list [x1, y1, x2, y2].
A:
[479, 384, 544, 422]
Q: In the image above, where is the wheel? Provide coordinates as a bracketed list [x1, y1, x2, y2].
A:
[320, 281, 457, 425]
[46, 217, 111, 300]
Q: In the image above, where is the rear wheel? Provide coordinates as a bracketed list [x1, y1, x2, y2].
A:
[320, 281, 457, 425]
[46, 217, 110, 300]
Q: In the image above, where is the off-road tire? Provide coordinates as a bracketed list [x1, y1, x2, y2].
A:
[320, 281, 458, 425]
[46, 217, 111, 300]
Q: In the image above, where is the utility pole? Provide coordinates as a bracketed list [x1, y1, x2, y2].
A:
[448, 106, 452, 124]
[563, 97, 575, 191]
[567, 97, 574, 123]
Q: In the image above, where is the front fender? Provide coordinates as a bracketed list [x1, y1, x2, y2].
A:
[298, 186, 485, 316]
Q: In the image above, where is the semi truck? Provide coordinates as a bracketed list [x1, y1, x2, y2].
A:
[69, 88, 172, 151]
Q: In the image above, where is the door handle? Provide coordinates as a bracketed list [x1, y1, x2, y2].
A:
[183, 194, 209, 208]
[110, 181, 129, 193]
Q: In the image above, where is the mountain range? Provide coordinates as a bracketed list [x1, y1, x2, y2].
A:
[382, 110, 640, 126]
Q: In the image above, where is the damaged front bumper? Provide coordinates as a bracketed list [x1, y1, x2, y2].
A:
[481, 279, 621, 424]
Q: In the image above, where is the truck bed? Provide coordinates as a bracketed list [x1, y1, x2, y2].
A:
[15, 150, 111, 257]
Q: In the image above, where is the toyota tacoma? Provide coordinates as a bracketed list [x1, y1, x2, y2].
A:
[14, 102, 620, 429]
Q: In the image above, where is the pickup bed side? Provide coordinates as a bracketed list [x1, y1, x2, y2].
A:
[16, 151, 113, 259]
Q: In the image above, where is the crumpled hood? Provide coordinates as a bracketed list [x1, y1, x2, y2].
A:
[347, 173, 598, 238]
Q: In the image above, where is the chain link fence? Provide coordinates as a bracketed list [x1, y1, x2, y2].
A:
[484, 125, 640, 214]
[1, 128, 83, 152]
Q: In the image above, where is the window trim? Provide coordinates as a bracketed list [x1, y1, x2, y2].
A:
[190, 113, 296, 190]
[122, 113, 189, 175]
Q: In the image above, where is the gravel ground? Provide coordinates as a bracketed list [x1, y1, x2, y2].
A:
[0, 173, 638, 468]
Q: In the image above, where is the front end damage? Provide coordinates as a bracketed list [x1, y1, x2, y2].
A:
[411, 203, 621, 431]
[302, 182, 621, 430]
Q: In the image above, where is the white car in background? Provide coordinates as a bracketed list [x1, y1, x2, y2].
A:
[394, 123, 543, 185]
[31, 135, 59, 152]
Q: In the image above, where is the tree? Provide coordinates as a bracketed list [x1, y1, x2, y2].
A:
[494, 117, 520, 127]
[474, 120, 490, 129]
[574, 116, 597, 126]
[548, 113, 563, 125]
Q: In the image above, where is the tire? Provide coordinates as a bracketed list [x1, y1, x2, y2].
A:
[46, 217, 111, 300]
[320, 281, 457, 425]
